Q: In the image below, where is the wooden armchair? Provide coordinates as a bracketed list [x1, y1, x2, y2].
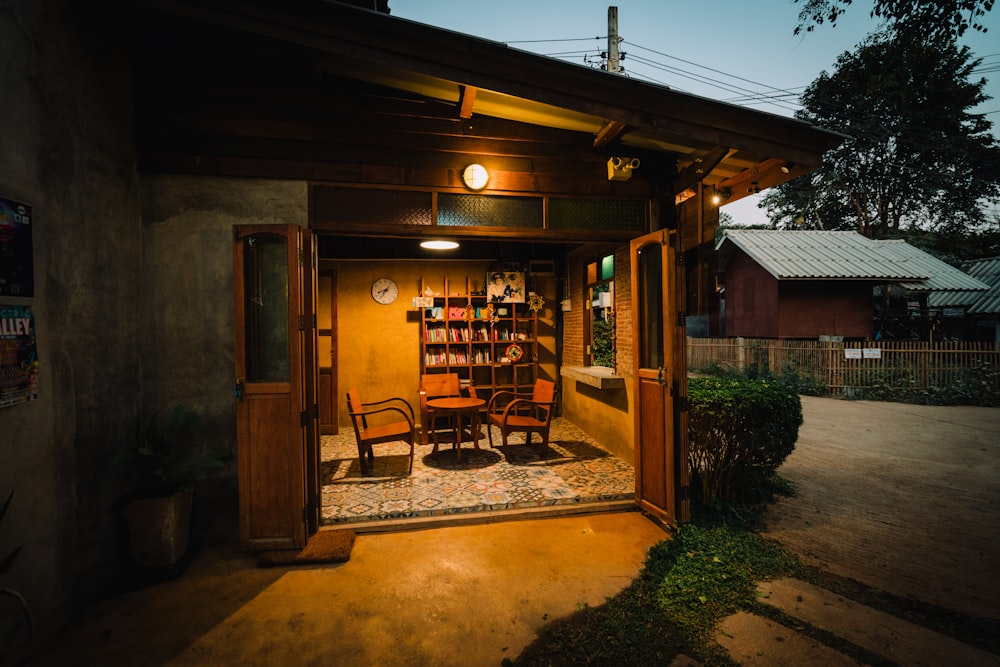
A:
[486, 379, 557, 461]
[418, 373, 476, 446]
[346, 388, 416, 475]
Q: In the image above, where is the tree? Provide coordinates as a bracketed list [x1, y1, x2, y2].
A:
[794, 0, 994, 39]
[761, 32, 1000, 239]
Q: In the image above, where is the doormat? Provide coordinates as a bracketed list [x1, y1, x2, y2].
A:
[257, 529, 356, 567]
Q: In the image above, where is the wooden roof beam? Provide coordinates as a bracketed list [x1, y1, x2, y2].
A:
[458, 85, 476, 119]
[593, 120, 626, 148]
[718, 157, 811, 204]
[671, 145, 729, 194]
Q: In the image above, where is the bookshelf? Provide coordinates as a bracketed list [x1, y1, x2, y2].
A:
[419, 276, 538, 398]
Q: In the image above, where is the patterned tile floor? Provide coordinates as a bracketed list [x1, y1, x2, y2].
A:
[321, 417, 635, 526]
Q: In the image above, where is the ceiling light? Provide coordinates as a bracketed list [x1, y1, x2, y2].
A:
[420, 240, 459, 250]
[461, 164, 489, 190]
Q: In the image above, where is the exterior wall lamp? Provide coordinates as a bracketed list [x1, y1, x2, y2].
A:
[712, 187, 731, 206]
[461, 163, 489, 190]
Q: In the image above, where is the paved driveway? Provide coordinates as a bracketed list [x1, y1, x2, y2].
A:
[762, 396, 1000, 621]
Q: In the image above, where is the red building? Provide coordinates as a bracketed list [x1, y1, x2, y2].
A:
[716, 230, 987, 339]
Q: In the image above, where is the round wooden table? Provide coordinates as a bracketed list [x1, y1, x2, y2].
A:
[426, 396, 486, 463]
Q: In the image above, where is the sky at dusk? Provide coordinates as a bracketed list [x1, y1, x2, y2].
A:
[390, 1, 1000, 226]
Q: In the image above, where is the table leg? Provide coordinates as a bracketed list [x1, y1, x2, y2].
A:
[471, 410, 482, 452]
[453, 412, 463, 463]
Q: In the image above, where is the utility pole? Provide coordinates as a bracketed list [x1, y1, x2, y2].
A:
[607, 6, 620, 73]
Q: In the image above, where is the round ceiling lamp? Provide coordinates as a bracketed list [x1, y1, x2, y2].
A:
[420, 240, 460, 250]
[461, 163, 489, 191]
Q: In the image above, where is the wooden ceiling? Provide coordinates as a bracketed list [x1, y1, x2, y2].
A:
[123, 0, 845, 205]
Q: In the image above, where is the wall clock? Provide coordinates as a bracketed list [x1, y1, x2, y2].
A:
[371, 277, 398, 305]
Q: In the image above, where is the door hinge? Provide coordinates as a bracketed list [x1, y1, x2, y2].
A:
[677, 311, 686, 327]
[676, 250, 686, 266]
[300, 410, 307, 427]
[676, 396, 690, 412]
[302, 505, 309, 523]
[680, 485, 691, 501]
[298, 314, 306, 331]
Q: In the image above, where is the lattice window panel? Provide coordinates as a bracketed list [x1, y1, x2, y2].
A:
[312, 187, 432, 226]
[437, 194, 542, 228]
[548, 198, 646, 231]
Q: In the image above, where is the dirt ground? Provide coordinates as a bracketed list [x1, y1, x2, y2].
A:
[761, 395, 1000, 621]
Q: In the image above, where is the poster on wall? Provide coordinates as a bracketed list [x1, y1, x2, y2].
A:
[0, 195, 34, 297]
[0, 304, 39, 408]
[486, 271, 525, 303]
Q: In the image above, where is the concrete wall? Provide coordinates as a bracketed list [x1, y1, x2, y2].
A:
[0, 0, 141, 654]
[139, 174, 308, 537]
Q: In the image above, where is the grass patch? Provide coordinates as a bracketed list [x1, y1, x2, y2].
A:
[511, 506, 797, 666]
[510, 499, 1000, 665]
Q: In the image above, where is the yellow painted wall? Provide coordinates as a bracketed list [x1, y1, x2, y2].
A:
[561, 381, 634, 465]
[327, 260, 561, 430]
[558, 244, 636, 465]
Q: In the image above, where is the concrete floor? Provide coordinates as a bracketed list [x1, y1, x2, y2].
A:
[35, 511, 668, 666]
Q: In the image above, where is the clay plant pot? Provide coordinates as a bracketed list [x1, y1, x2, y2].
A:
[121, 487, 193, 568]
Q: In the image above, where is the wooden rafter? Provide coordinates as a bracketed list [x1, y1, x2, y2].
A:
[718, 157, 811, 204]
[593, 119, 626, 148]
[458, 85, 477, 119]
[671, 145, 729, 195]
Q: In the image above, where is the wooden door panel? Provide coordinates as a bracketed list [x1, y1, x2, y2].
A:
[237, 391, 302, 547]
[234, 224, 315, 550]
[631, 229, 684, 525]
[637, 375, 669, 515]
[318, 271, 337, 435]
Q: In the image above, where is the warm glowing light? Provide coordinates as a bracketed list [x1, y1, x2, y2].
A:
[420, 240, 460, 250]
[462, 163, 489, 190]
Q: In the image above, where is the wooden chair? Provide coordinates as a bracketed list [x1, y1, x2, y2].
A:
[486, 379, 557, 461]
[346, 388, 416, 475]
[418, 373, 476, 447]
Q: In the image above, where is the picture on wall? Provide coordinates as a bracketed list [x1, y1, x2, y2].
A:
[0, 195, 34, 297]
[0, 304, 39, 408]
[486, 271, 525, 303]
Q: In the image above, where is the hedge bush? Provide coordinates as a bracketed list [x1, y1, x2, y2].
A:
[688, 376, 802, 504]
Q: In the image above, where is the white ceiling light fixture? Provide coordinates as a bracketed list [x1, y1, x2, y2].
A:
[420, 240, 460, 250]
[461, 163, 489, 190]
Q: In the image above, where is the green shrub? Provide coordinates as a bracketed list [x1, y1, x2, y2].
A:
[688, 376, 802, 504]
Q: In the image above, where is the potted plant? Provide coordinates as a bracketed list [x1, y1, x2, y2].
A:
[121, 405, 225, 569]
[1, 489, 33, 651]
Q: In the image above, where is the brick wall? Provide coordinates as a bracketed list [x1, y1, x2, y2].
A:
[562, 243, 632, 378]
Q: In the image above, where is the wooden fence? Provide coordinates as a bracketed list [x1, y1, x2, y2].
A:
[687, 337, 1000, 396]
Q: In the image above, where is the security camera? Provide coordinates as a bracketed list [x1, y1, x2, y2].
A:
[607, 156, 640, 181]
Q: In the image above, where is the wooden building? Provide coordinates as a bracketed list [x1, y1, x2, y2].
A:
[0, 0, 844, 648]
[715, 230, 988, 339]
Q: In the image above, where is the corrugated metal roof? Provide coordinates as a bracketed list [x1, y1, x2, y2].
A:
[928, 256, 1000, 315]
[871, 240, 991, 292]
[716, 230, 926, 280]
